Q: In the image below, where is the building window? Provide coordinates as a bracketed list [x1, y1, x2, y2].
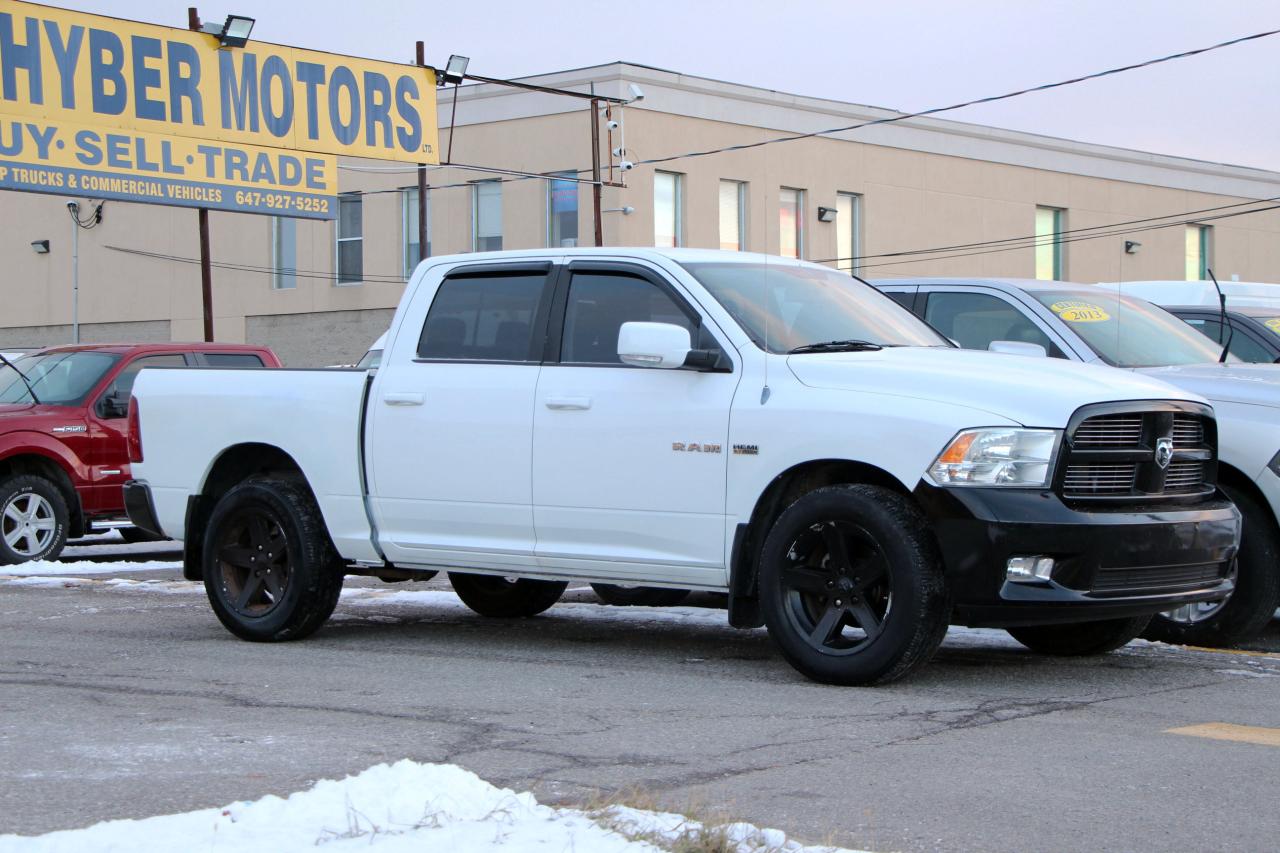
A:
[1186, 224, 1211, 281]
[719, 180, 746, 251]
[336, 192, 363, 285]
[836, 192, 862, 274]
[472, 180, 503, 252]
[1034, 206, 1064, 280]
[271, 216, 296, 290]
[548, 173, 580, 248]
[654, 171, 683, 247]
[779, 187, 804, 259]
[402, 187, 430, 278]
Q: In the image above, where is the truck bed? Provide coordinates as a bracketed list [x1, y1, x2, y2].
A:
[131, 367, 379, 564]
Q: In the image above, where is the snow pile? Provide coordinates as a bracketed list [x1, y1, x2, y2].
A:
[0, 760, 860, 853]
[0, 558, 181, 577]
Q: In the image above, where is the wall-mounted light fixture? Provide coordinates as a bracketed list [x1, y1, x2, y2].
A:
[602, 206, 635, 215]
[441, 55, 470, 85]
[1124, 240, 1142, 255]
[817, 206, 838, 223]
[30, 239, 50, 254]
[202, 14, 255, 48]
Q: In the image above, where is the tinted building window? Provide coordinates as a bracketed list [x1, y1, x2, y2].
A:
[417, 272, 545, 361]
[1034, 206, 1063, 280]
[719, 180, 745, 251]
[337, 193, 363, 284]
[403, 187, 430, 276]
[779, 187, 803, 259]
[472, 181, 503, 252]
[561, 272, 694, 364]
[548, 174, 579, 248]
[654, 172, 682, 247]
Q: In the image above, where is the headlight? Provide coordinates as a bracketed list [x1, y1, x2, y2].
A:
[929, 428, 1061, 488]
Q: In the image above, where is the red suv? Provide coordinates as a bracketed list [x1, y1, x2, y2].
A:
[0, 343, 281, 564]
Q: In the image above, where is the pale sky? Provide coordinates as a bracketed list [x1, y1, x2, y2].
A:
[49, 0, 1280, 171]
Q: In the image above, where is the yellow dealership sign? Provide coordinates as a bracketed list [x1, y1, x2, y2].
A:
[0, 1, 439, 219]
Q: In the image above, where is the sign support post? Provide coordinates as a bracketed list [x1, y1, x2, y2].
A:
[590, 98, 603, 247]
[187, 7, 214, 341]
[416, 42, 430, 266]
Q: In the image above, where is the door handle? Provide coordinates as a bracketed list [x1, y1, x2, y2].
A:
[544, 395, 592, 410]
[383, 392, 425, 406]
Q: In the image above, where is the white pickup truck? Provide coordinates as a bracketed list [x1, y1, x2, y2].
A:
[124, 249, 1241, 684]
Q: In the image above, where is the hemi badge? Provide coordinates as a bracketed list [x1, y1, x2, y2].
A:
[733, 444, 759, 456]
[51, 425, 87, 433]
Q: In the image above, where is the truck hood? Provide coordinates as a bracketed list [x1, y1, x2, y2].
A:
[0, 403, 83, 432]
[1135, 363, 1280, 409]
[788, 347, 1206, 427]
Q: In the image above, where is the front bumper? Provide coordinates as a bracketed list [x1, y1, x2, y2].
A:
[914, 482, 1241, 628]
[123, 479, 163, 539]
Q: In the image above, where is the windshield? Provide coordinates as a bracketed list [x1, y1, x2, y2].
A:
[0, 351, 120, 405]
[1028, 290, 1230, 367]
[681, 262, 949, 353]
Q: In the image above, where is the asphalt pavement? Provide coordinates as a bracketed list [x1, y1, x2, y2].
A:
[1, 555, 1278, 852]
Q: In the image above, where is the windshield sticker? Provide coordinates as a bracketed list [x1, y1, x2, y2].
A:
[1265, 318, 1280, 336]
[1049, 300, 1111, 323]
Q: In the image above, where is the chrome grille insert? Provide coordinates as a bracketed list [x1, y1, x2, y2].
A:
[1072, 414, 1143, 447]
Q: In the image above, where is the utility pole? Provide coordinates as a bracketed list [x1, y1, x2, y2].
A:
[415, 41, 430, 266]
[188, 6, 214, 341]
[68, 201, 79, 344]
[590, 97, 603, 247]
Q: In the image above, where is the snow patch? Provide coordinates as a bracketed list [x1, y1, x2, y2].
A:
[0, 558, 180, 576]
[0, 760, 863, 853]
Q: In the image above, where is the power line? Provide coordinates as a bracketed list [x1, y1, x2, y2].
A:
[812, 195, 1280, 267]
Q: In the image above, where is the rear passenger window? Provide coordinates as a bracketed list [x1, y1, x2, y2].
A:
[418, 271, 546, 361]
[561, 272, 696, 365]
[925, 292, 1062, 357]
[884, 291, 915, 311]
[202, 353, 264, 367]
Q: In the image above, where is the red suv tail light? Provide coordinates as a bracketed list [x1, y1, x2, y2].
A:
[127, 396, 143, 464]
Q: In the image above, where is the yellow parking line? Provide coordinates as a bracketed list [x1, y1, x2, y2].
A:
[1166, 723, 1280, 748]
[1182, 645, 1280, 661]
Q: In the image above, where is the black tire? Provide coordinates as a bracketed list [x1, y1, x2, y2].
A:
[591, 583, 690, 607]
[0, 475, 70, 565]
[118, 526, 167, 544]
[758, 485, 950, 686]
[1007, 615, 1150, 656]
[202, 479, 344, 642]
[1142, 485, 1280, 647]
[448, 572, 567, 617]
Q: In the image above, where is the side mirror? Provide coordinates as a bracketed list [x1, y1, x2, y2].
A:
[988, 340, 1048, 358]
[98, 390, 128, 419]
[617, 322, 691, 369]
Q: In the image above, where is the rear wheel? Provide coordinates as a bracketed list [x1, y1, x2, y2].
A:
[0, 475, 69, 565]
[591, 583, 690, 607]
[1007, 615, 1150, 656]
[1143, 486, 1280, 648]
[203, 479, 344, 642]
[758, 485, 950, 685]
[449, 573, 567, 618]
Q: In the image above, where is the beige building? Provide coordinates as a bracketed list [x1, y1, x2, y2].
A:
[3, 62, 1280, 365]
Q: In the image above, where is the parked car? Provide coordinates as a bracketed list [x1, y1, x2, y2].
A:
[874, 277, 1280, 646]
[1165, 305, 1280, 364]
[356, 332, 388, 369]
[0, 343, 280, 564]
[126, 250, 1238, 685]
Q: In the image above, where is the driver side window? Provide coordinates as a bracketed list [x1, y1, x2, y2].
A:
[924, 292, 1064, 358]
[98, 355, 187, 417]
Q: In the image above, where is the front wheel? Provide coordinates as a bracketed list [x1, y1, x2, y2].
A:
[1142, 486, 1280, 648]
[0, 475, 69, 565]
[1007, 615, 1150, 656]
[758, 485, 950, 686]
[449, 573, 567, 618]
[203, 479, 345, 642]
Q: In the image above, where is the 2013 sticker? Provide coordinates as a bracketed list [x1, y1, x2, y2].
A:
[1050, 300, 1111, 323]
[1265, 318, 1280, 336]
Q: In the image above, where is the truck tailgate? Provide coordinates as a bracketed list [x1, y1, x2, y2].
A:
[130, 368, 378, 563]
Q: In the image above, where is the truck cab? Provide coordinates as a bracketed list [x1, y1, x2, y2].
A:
[0, 343, 279, 564]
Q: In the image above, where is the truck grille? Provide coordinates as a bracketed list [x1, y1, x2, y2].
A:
[1059, 405, 1216, 503]
[1092, 562, 1227, 594]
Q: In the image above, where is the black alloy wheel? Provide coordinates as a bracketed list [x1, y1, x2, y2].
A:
[214, 507, 292, 618]
[778, 521, 893, 655]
